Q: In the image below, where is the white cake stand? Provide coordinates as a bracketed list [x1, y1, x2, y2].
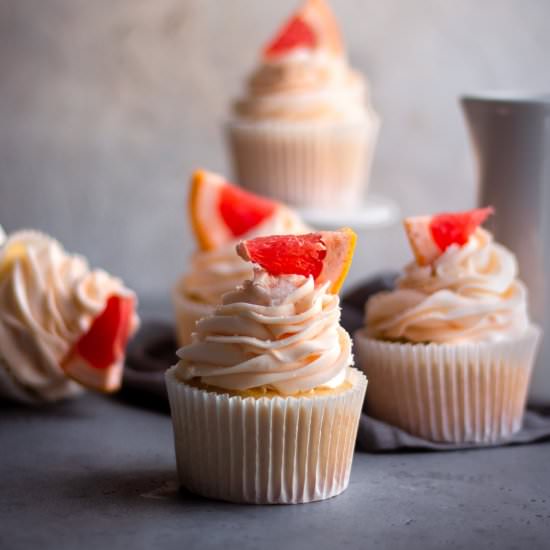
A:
[298, 194, 400, 230]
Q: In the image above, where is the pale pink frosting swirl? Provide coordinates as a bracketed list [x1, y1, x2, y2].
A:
[175, 270, 351, 395]
[234, 50, 373, 122]
[366, 229, 530, 343]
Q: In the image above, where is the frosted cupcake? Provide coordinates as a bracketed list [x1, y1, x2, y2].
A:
[173, 169, 309, 346]
[0, 230, 139, 404]
[227, 0, 379, 209]
[166, 229, 367, 504]
[354, 208, 540, 444]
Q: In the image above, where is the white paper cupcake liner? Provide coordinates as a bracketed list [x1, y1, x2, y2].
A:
[165, 366, 367, 504]
[226, 117, 380, 209]
[354, 326, 541, 444]
[172, 289, 215, 347]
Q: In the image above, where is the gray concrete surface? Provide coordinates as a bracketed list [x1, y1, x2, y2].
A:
[1, 391, 550, 550]
[1, 0, 550, 301]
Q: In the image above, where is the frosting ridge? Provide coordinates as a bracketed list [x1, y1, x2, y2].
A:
[366, 229, 530, 343]
[234, 49, 373, 122]
[176, 270, 351, 395]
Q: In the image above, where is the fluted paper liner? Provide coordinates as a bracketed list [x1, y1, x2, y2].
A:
[226, 117, 379, 209]
[354, 326, 540, 444]
[166, 366, 367, 504]
[172, 290, 215, 347]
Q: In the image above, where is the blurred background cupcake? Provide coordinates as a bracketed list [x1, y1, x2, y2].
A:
[173, 169, 309, 345]
[354, 208, 540, 444]
[227, 0, 379, 210]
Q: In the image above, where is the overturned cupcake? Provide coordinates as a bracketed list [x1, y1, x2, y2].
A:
[173, 169, 309, 346]
[0, 230, 139, 404]
[166, 229, 367, 504]
[354, 208, 540, 444]
[227, 0, 379, 209]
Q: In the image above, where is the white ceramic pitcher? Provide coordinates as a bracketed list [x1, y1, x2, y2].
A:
[462, 92, 550, 405]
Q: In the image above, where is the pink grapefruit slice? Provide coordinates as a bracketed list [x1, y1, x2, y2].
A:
[264, 15, 317, 58]
[189, 170, 280, 251]
[236, 228, 357, 294]
[404, 207, 494, 266]
[263, 0, 344, 59]
[62, 295, 136, 393]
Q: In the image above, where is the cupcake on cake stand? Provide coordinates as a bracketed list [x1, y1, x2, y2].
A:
[226, 0, 397, 231]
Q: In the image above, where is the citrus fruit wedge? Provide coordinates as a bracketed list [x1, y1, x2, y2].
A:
[263, 0, 344, 59]
[62, 295, 136, 393]
[264, 15, 316, 58]
[236, 228, 357, 294]
[404, 207, 494, 266]
[189, 169, 281, 251]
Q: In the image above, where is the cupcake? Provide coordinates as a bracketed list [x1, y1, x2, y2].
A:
[173, 169, 309, 346]
[0, 230, 139, 404]
[354, 208, 540, 444]
[166, 229, 367, 504]
[227, 0, 379, 209]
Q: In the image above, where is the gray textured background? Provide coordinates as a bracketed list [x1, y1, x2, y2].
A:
[1, 0, 549, 303]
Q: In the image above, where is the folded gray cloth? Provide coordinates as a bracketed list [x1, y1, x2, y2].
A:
[123, 318, 550, 452]
[357, 410, 550, 452]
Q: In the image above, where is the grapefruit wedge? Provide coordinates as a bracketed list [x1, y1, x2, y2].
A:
[189, 170, 281, 251]
[404, 207, 494, 266]
[264, 0, 344, 59]
[236, 228, 357, 294]
[62, 295, 136, 393]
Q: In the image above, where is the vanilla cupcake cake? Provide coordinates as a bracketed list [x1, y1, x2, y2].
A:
[227, 0, 379, 209]
[0, 230, 139, 404]
[355, 208, 540, 444]
[166, 229, 367, 504]
[173, 169, 309, 346]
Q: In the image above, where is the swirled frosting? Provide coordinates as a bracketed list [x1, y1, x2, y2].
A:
[175, 270, 352, 395]
[0, 231, 138, 403]
[234, 50, 374, 123]
[179, 207, 309, 305]
[366, 229, 530, 343]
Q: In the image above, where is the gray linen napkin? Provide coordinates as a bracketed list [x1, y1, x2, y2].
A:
[356, 410, 550, 452]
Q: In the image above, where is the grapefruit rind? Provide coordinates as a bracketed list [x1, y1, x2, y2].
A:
[302, 0, 344, 55]
[189, 169, 281, 251]
[63, 356, 124, 394]
[318, 227, 357, 294]
[189, 170, 233, 251]
[403, 217, 441, 267]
